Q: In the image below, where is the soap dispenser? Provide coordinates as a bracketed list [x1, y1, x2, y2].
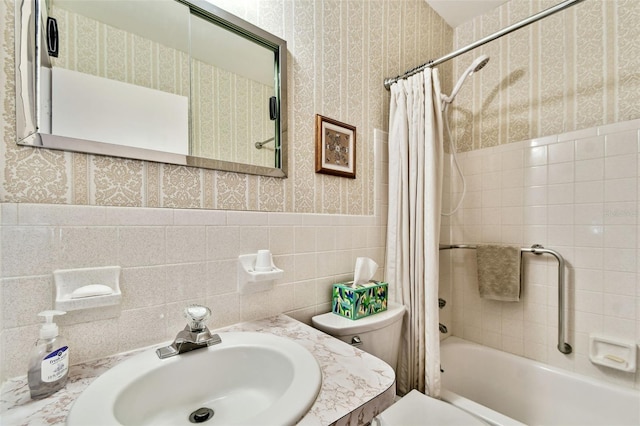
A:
[27, 310, 70, 399]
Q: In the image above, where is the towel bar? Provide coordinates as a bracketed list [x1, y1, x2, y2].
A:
[439, 243, 572, 355]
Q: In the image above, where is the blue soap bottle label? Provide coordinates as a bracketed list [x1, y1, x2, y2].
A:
[41, 346, 69, 383]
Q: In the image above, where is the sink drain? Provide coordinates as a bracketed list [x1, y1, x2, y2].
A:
[189, 407, 214, 423]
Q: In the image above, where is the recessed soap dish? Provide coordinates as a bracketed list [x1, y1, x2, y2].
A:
[70, 283, 114, 299]
[54, 266, 122, 311]
[589, 333, 637, 372]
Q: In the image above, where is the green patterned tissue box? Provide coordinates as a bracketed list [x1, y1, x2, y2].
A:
[332, 281, 388, 320]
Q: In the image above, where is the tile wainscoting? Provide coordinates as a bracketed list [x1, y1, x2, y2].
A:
[439, 118, 640, 390]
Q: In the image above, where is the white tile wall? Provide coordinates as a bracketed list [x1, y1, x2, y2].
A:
[0, 132, 389, 383]
[441, 118, 640, 390]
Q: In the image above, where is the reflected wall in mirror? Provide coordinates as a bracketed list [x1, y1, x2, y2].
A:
[16, 0, 287, 177]
[190, 12, 276, 168]
[47, 0, 191, 154]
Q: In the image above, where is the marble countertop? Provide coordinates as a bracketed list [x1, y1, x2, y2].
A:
[1, 315, 396, 425]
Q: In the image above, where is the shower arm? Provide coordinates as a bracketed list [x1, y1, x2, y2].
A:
[383, 0, 586, 90]
[439, 243, 572, 355]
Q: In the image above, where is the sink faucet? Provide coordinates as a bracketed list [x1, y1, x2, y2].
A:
[156, 305, 222, 359]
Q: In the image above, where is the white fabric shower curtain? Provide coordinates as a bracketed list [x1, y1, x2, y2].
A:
[385, 69, 444, 397]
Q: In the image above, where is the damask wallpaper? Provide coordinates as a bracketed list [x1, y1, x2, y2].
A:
[449, 0, 640, 152]
[191, 61, 274, 168]
[50, 6, 190, 99]
[52, 4, 279, 168]
[1, 0, 453, 213]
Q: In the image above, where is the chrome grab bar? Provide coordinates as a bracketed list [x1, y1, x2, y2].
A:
[439, 243, 572, 355]
[255, 137, 275, 149]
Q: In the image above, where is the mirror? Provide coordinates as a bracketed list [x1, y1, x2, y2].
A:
[15, 0, 288, 177]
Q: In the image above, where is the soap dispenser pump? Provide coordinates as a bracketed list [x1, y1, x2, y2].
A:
[27, 310, 70, 399]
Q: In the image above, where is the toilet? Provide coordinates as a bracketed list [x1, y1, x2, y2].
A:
[312, 302, 486, 426]
[311, 302, 406, 372]
[373, 389, 487, 425]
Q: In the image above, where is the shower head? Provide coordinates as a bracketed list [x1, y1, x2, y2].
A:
[441, 54, 490, 106]
[472, 55, 490, 73]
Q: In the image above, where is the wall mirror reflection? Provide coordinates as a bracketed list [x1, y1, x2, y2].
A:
[16, 0, 288, 177]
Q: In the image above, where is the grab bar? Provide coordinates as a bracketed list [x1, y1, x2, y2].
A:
[439, 243, 572, 355]
[255, 137, 275, 149]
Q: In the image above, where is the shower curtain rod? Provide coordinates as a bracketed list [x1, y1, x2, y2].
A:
[383, 0, 586, 90]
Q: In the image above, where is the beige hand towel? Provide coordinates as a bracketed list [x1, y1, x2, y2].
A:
[476, 244, 521, 301]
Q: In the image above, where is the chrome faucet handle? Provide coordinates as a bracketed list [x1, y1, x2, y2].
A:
[184, 305, 211, 331]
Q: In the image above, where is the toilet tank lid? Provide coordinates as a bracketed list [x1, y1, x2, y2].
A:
[311, 302, 406, 336]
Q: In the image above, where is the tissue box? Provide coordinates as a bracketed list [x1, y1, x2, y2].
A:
[332, 281, 388, 320]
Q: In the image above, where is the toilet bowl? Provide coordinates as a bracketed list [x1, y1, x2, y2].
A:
[311, 302, 406, 372]
[374, 390, 487, 426]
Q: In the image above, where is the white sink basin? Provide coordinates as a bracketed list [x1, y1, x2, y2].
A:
[67, 332, 322, 426]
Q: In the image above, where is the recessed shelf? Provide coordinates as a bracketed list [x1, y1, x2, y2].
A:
[54, 266, 122, 311]
[589, 333, 637, 373]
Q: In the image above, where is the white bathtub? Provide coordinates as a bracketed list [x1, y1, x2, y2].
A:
[440, 337, 640, 426]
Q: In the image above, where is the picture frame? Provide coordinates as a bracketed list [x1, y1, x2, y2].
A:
[315, 114, 356, 179]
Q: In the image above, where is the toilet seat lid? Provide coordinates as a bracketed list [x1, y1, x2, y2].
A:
[375, 390, 487, 426]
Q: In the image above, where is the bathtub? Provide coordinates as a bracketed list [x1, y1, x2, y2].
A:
[440, 337, 640, 426]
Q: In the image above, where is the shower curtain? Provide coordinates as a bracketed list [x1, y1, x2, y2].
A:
[385, 69, 443, 397]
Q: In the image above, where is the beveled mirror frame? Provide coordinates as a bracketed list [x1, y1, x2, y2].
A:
[15, 0, 288, 178]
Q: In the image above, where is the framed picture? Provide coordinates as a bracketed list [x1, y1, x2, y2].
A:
[315, 114, 356, 179]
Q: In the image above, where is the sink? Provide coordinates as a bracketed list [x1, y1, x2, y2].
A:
[67, 332, 322, 426]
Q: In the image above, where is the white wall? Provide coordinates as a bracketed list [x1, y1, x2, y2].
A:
[439, 118, 640, 390]
[0, 131, 389, 383]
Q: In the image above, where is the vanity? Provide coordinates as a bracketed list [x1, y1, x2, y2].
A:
[1, 315, 396, 425]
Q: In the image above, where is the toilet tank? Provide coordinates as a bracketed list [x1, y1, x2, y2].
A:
[311, 302, 406, 372]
